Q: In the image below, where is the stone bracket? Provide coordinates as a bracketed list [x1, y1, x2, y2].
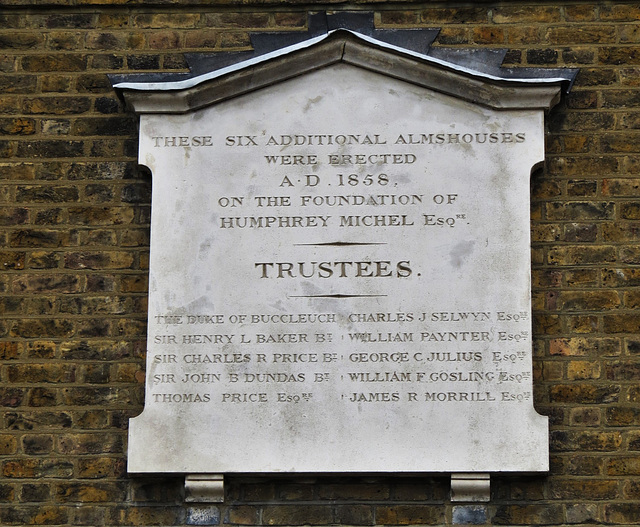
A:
[450, 473, 490, 502]
[185, 474, 224, 503]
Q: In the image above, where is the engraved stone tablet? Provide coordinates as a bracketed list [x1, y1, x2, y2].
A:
[118, 31, 573, 476]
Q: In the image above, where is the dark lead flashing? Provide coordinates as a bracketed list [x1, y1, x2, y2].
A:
[110, 11, 578, 95]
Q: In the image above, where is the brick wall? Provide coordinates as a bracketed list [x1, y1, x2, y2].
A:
[1, 1, 639, 525]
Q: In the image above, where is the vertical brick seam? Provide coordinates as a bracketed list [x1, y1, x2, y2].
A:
[1, 3, 639, 526]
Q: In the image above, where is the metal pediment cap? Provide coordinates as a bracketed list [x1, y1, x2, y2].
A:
[110, 12, 578, 114]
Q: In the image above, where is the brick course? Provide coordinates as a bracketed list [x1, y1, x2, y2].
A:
[1, 1, 640, 525]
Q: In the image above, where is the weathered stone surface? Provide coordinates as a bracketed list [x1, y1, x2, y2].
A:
[126, 35, 554, 475]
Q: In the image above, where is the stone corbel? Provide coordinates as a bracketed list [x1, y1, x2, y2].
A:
[185, 474, 224, 502]
[450, 473, 490, 502]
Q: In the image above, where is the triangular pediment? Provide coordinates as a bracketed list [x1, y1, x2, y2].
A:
[113, 27, 576, 114]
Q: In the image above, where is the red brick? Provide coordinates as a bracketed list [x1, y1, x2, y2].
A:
[493, 6, 561, 23]
[550, 384, 620, 404]
[567, 361, 601, 380]
[600, 5, 640, 21]
[3, 459, 73, 478]
[226, 505, 259, 525]
[262, 506, 333, 525]
[77, 457, 125, 479]
[6, 364, 75, 384]
[564, 4, 598, 22]
[148, 31, 181, 49]
[0, 505, 69, 525]
[569, 408, 601, 427]
[0, 435, 18, 455]
[553, 26, 616, 45]
[376, 505, 444, 525]
[493, 504, 563, 525]
[605, 504, 640, 524]
[55, 482, 126, 502]
[604, 314, 640, 333]
[472, 26, 505, 44]
[565, 455, 603, 475]
[608, 457, 640, 475]
[318, 482, 390, 500]
[21, 54, 87, 72]
[551, 430, 623, 451]
[549, 479, 619, 500]
[133, 13, 199, 28]
[203, 13, 270, 28]
[606, 406, 640, 426]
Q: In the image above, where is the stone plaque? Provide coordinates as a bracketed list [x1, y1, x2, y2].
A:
[120, 31, 573, 476]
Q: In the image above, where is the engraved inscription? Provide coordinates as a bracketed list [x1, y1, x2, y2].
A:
[148, 309, 534, 406]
